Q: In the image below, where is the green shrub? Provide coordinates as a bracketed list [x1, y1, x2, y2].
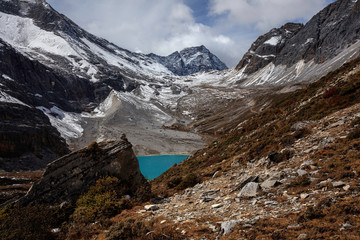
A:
[72, 177, 131, 224]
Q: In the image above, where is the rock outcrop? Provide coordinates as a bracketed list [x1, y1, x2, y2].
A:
[0, 103, 69, 171]
[234, 0, 360, 86]
[18, 139, 148, 205]
[235, 23, 303, 74]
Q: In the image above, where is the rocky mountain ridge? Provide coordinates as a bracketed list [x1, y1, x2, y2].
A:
[148, 45, 228, 76]
[231, 0, 360, 86]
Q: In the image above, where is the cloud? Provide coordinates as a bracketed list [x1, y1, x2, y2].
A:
[209, 0, 328, 31]
[48, 0, 239, 66]
[47, 0, 332, 67]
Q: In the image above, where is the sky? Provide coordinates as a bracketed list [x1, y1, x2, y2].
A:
[47, 0, 336, 67]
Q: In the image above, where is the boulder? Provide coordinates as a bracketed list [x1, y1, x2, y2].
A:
[290, 121, 313, 131]
[231, 176, 258, 193]
[17, 139, 148, 205]
[144, 205, 159, 211]
[332, 181, 347, 188]
[261, 179, 281, 189]
[220, 220, 240, 235]
[237, 182, 260, 197]
[297, 169, 308, 176]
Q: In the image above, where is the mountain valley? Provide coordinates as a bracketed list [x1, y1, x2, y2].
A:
[0, 0, 360, 239]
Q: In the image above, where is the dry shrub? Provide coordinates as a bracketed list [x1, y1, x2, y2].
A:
[348, 127, 360, 140]
[177, 173, 199, 190]
[0, 204, 57, 240]
[288, 176, 311, 188]
[106, 218, 183, 240]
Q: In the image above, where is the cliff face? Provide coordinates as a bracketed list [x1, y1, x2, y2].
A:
[19, 139, 148, 205]
[0, 103, 69, 171]
[233, 0, 360, 86]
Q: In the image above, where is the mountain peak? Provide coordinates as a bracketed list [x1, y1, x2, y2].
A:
[148, 45, 228, 76]
[234, 0, 360, 85]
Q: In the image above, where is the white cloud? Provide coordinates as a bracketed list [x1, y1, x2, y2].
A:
[209, 0, 328, 31]
[48, 0, 240, 66]
[47, 0, 331, 67]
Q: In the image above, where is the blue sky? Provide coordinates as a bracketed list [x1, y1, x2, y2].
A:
[47, 0, 337, 67]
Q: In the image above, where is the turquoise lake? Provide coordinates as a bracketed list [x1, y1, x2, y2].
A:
[137, 155, 189, 180]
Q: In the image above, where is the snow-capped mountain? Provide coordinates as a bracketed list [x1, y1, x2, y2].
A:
[148, 45, 228, 76]
[230, 0, 360, 86]
[0, 0, 222, 169]
[1, 0, 360, 171]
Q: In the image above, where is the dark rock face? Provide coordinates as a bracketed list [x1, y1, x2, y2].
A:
[236, 23, 303, 73]
[0, 39, 95, 112]
[0, 103, 69, 171]
[19, 139, 148, 205]
[236, 0, 360, 74]
[148, 45, 228, 76]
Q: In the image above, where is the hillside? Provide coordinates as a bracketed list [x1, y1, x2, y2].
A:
[124, 56, 360, 239]
[3, 43, 357, 240]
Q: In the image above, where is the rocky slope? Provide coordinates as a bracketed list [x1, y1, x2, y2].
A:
[103, 55, 360, 240]
[230, 0, 360, 86]
[148, 45, 228, 76]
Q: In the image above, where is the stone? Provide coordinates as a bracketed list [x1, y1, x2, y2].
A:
[332, 181, 347, 188]
[201, 189, 220, 197]
[264, 201, 278, 205]
[343, 223, 352, 228]
[220, 220, 239, 235]
[290, 121, 313, 131]
[300, 193, 309, 199]
[232, 176, 258, 193]
[145, 205, 159, 211]
[212, 171, 220, 178]
[297, 169, 308, 176]
[231, 161, 240, 167]
[261, 179, 281, 189]
[319, 179, 332, 186]
[237, 182, 260, 197]
[211, 203, 223, 209]
[343, 185, 351, 191]
[200, 197, 215, 203]
[297, 233, 307, 239]
[17, 140, 149, 206]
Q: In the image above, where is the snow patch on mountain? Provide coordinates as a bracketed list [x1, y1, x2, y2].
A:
[264, 36, 282, 46]
[2, 74, 13, 81]
[0, 12, 80, 59]
[0, 90, 30, 107]
[36, 106, 83, 139]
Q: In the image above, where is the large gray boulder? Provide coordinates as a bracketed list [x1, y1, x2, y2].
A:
[237, 182, 260, 197]
[18, 139, 148, 205]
